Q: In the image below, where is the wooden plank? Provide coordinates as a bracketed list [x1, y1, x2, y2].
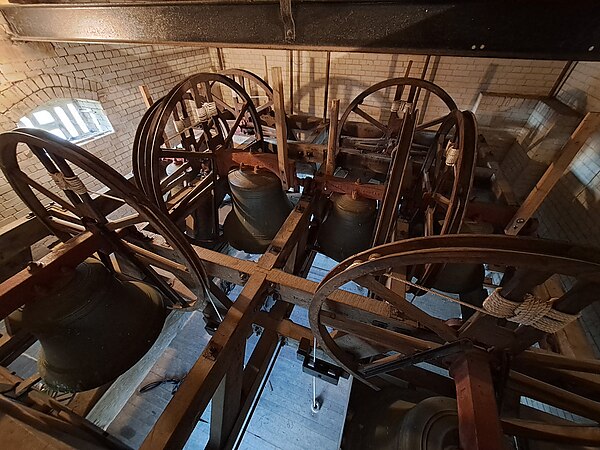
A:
[208, 349, 244, 449]
[459, 267, 551, 349]
[139, 85, 154, 108]
[511, 280, 600, 354]
[372, 109, 416, 245]
[142, 188, 313, 449]
[323, 313, 438, 355]
[271, 67, 291, 190]
[450, 351, 504, 450]
[0, 216, 47, 267]
[541, 275, 597, 358]
[508, 370, 600, 422]
[68, 384, 112, 418]
[380, 365, 456, 397]
[553, 320, 596, 359]
[511, 362, 600, 403]
[506, 111, 600, 235]
[223, 303, 292, 450]
[0, 232, 100, 320]
[0, 329, 36, 366]
[140, 273, 269, 449]
[323, 52, 331, 120]
[487, 161, 518, 207]
[325, 99, 340, 176]
[501, 418, 600, 446]
[170, 241, 406, 332]
[516, 348, 600, 374]
[0, 247, 33, 283]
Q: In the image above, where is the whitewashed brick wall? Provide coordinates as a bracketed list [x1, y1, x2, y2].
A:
[0, 21, 214, 225]
[538, 62, 600, 354]
[217, 48, 564, 123]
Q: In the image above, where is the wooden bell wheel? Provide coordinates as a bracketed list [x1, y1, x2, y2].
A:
[132, 72, 266, 244]
[310, 234, 600, 446]
[219, 68, 274, 129]
[416, 110, 477, 237]
[309, 233, 600, 381]
[0, 128, 224, 315]
[337, 77, 459, 153]
[404, 110, 478, 290]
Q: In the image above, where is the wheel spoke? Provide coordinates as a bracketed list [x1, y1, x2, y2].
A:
[47, 215, 86, 234]
[212, 95, 236, 115]
[159, 161, 191, 190]
[223, 102, 249, 148]
[109, 233, 190, 307]
[15, 172, 79, 215]
[353, 106, 388, 134]
[433, 193, 451, 209]
[256, 100, 273, 113]
[203, 81, 214, 102]
[417, 114, 449, 131]
[358, 274, 457, 342]
[106, 213, 143, 231]
[424, 207, 435, 236]
[160, 149, 213, 160]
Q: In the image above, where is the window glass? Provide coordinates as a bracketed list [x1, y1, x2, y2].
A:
[19, 99, 113, 144]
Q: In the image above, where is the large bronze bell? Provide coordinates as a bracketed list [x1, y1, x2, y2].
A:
[318, 193, 377, 262]
[223, 168, 292, 254]
[7, 258, 166, 392]
[429, 263, 485, 294]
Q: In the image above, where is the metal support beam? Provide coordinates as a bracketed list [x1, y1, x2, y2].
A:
[2, 1, 600, 60]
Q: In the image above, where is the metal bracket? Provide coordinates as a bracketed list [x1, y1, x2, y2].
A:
[360, 339, 475, 378]
[279, 0, 295, 42]
[296, 337, 346, 385]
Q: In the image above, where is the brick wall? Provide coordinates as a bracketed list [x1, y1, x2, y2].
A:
[535, 62, 600, 354]
[0, 18, 214, 225]
[216, 48, 565, 123]
[216, 48, 600, 353]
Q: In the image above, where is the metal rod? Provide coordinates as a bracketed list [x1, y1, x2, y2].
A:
[323, 51, 331, 120]
[312, 337, 317, 409]
[289, 50, 294, 115]
[263, 55, 269, 84]
[412, 55, 431, 112]
[216, 48, 225, 70]
[549, 61, 577, 98]
[418, 55, 440, 125]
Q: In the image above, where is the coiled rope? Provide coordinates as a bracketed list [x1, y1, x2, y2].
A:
[385, 274, 578, 333]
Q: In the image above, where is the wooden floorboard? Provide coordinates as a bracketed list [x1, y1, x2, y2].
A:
[108, 251, 351, 449]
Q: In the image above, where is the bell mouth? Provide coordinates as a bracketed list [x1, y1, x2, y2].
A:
[223, 211, 273, 254]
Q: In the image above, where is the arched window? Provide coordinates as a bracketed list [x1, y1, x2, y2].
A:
[18, 99, 114, 144]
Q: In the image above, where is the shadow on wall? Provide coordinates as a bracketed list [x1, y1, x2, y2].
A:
[536, 169, 600, 356]
[537, 170, 600, 247]
[478, 63, 498, 93]
[518, 107, 580, 164]
[559, 87, 589, 114]
[294, 76, 378, 118]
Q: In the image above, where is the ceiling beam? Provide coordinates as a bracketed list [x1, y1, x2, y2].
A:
[1, 1, 600, 60]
